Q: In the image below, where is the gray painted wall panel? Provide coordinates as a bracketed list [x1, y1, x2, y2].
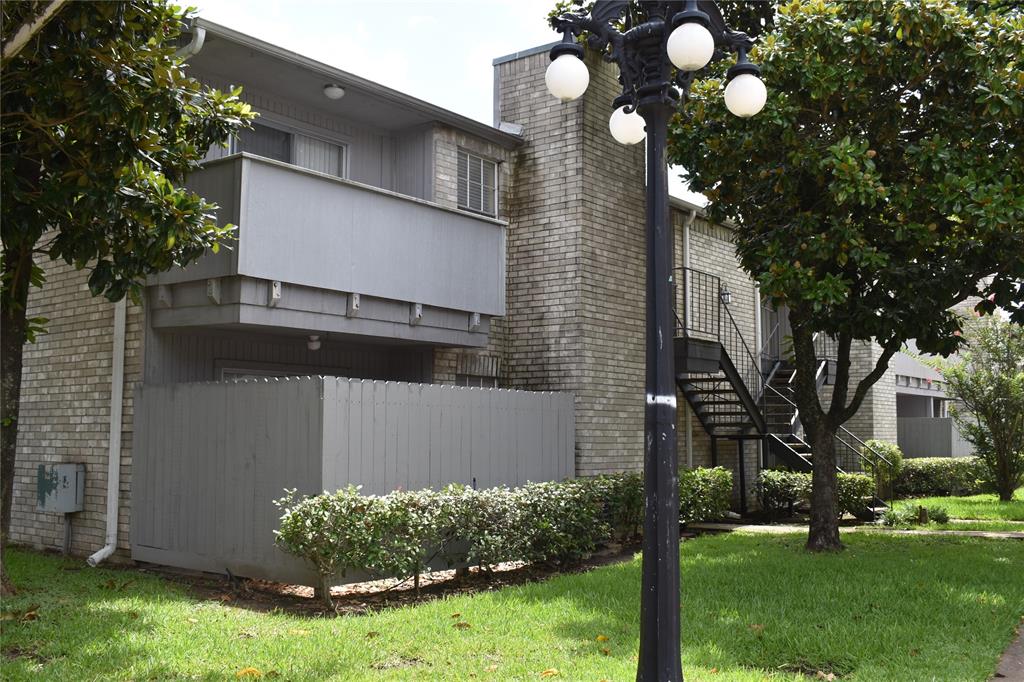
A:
[133, 377, 574, 585]
[239, 158, 505, 315]
[897, 417, 974, 458]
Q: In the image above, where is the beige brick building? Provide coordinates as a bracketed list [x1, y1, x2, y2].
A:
[10, 27, 909, 570]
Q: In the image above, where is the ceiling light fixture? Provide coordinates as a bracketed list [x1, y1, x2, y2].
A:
[323, 84, 346, 100]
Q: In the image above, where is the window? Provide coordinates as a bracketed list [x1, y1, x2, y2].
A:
[457, 149, 497, 216]
[235, 123, 291, 163]
[455, 374, 498, 388]
[232, 123, 347, 179]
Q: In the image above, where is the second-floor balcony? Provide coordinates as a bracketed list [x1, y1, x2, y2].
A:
[148, 153, 506, 347]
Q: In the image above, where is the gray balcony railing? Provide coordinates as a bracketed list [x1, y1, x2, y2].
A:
[153, 153, 506, 317]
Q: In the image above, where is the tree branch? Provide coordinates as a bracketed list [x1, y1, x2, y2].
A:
[1, 0, 70, 64]
[836, 339, 902, 426]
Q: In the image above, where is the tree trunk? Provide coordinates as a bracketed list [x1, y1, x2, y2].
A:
[806, 426, 843, 552]
[1, 245, 33, 595]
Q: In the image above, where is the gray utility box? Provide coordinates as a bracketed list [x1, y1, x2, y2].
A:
[37, 463, 86, 513]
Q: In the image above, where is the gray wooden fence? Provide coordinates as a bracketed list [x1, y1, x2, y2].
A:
[897, 417, 974, 459]
[131, 376, 575, 585]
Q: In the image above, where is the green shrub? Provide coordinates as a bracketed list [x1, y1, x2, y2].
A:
[757, 469, 811, 517]
[755, 470, 874, 518]
[837, 473, 876, 516]
[860, 439, 904, 481]
[882, 504, 917, 527]
[679, 467, 733, 523]
[274, 468, 733, 602]
[882, 503, 951, 526]
[894, 457, 988, 497]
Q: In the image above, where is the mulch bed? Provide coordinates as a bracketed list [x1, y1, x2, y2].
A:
[131, 538, 668, 618]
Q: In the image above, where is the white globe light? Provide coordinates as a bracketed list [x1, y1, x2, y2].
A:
[667, 21, 715, 72]
[609, 106, 646, 145]
[724, 72, 767, 118]
[545, 54, 590, 102]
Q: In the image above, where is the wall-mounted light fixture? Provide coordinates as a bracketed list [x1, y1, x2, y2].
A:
[323, 84, 346, 100]
[720, 286, 733, 306]
[307, 335, 321, 351]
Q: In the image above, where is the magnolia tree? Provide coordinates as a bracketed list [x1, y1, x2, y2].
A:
[0, 0, 254, 592]
[669, 0, 1024, 550]
[942, 318, 1024, 501]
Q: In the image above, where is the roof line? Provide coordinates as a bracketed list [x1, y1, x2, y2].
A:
[194, 18, 523, 149]
[493, 42, 560, 66]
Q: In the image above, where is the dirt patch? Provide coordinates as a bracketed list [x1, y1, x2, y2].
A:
[2, 644, 50, 664]
[133, 538, 664, 618]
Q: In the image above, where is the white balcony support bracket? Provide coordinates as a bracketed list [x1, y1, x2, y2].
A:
[347, 293, 361, 317]
[469, 312, 481, 332]
[206, 278, 221, 305]
[410, 302, 423, 326]
[268, 280, 282, 307]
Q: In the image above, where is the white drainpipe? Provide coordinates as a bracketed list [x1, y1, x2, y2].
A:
[87, 298, 126, 567]
[683, 209, 696, 468]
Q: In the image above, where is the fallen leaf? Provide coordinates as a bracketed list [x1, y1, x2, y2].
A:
[219, 594, 234, 603]
[238, 630, 257, 639]
[453, 621, 472, 630]
[187, 617, 199, 624]
[540, 669, 559, 678]
[595, 634, 609, 642]
[910, 649, 920, 657]
[710, 668, 719, 674]
[20, 605, 40, 622]
[365, 631, 380, 639]
[749, 623, 765, 637]
[128, 611, 139, 620]
[235, 667, 262, 678]
[485, 664, 498, 672]
[0, 612, 16, 621]
[600, 647, 610, 656]
[815, 673, 836, 681]
[288, 629, 310, 636]
[451, 612, 462, 619]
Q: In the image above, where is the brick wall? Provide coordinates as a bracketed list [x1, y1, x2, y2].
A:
[493, 48, 586, 411]
[11, 258, 141, 560]
[430, 125, 513, 385]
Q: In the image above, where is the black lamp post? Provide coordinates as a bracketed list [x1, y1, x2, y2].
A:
[544, 2, 765, 680]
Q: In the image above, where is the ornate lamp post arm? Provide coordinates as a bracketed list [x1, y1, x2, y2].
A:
[544, 3, 766, 681]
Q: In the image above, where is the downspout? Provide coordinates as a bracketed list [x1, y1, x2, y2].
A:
[683, 209, 696, 468]
[174, 23, 206, 59]
[87, 298, 126, 567]
[754, 283, 763, 472]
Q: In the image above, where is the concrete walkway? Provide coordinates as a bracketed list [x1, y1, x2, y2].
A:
[688, 522, 1024, 540]
[993, 626, 1024, 681]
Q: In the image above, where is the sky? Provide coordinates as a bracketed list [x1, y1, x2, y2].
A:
[192, 0, 705, 204]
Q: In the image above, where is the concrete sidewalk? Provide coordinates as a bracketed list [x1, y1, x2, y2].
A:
[688, 522, 1024, 540]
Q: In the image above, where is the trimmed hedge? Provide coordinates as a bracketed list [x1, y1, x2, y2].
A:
[274, 467, 732, 601]
[893, 457, 988, 498]
[756, 470, 875, 518]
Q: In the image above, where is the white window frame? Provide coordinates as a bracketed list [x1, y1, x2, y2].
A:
[457, 148, 498, 217]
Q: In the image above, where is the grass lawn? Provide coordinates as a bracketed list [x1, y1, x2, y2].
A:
[3, 533, 1024, 681]
[903, 487, 1024, 521]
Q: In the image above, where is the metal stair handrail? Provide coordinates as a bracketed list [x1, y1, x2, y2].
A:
[763, 381, 895, 511]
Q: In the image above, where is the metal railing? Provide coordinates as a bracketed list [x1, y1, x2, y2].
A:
[678, 272, 893, 513]
[676, 267, 721, 340]
[763, 382, 895, 512]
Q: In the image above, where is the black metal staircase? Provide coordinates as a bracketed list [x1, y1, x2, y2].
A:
[673, 267, 894, 517]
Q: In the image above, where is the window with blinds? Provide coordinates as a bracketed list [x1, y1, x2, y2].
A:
[232, 123, 347, 179]
[457, 149, 497, 216]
